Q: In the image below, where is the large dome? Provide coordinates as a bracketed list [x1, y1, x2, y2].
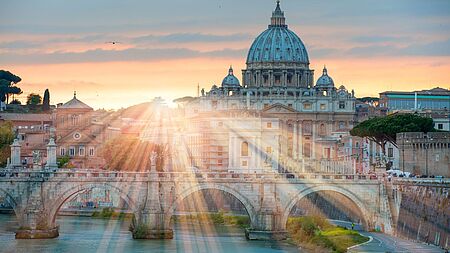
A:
[246, 1, 309, 64]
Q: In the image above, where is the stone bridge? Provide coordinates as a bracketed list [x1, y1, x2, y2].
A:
[0, 170, 393, 240]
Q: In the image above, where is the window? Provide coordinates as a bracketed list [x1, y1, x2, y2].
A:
[241, 142, 249, 156]
[319, 123, 326, 136]
[242, 161, 248, 167]
[218, 122, 223, 127]
[388, 148, 393, 158]
[437, 124, 443, 130]
[303, 103, 312, 110]
[263, 75, 269, 84]
[264, 103, 269, 109]
[288, 104, 293, 108]
[79, 147, 85, 156]
[267, 122, 272, 128]
[218, 159, 223, 165]
[71, 115, 79, 126]
[323, 148, 331, 159]
[303, 121, 312, 135]
[275, 75, 281, 84]
[60, 148, 66, 156]
[89, 147, 95, 156]
[287, 75, 292, 84]
[303, 143, 311, 158]
[339, 101, 346, 109]
[218, 146, 223, 151]
[212, 101, 218, 109]
[338, 121, 346, 129]
[320, 104, 326, 110]
[266, 146, 272, 154]
[69, 147, 75, 157]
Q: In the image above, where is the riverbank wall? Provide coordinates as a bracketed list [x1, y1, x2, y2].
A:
[394, 182, 449, 249]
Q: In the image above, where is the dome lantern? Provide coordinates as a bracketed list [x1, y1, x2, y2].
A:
[270, 0, 286, 28]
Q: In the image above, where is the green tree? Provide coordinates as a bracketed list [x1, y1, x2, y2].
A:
[57, 155, 71, 168]
[42, 89, 50, 111]
[350, 113, 434, 153]
[26, 93, 42, 105]
[0, 70, 22, 104]
[0, 121, 15, 166]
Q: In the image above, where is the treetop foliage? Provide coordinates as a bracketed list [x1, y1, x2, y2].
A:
[0, 121, 15, 166]
[350, 113, 435, 149]
[0, 70, 21, 83]
[26, 93, 42, 105]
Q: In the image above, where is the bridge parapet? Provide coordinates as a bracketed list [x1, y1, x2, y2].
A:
[0, 169, 380, 183]
[393, 178, 450, 186]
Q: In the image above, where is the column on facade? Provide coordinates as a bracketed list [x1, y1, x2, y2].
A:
[293, 121, 298, 162]
[269, 70, 273, 87]
[256, 136, 262, 171]
[298, 121, 303, 172]
[228, 135, 235, 169]
[258, 70, 263, 88]
[312, 122, 316, 160]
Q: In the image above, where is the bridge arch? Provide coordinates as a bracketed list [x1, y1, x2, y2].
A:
[48, 182, 138, 225]
[165, 183, 257, 228]
[281, 185, 372, 230]
[0, 188, 19, 215]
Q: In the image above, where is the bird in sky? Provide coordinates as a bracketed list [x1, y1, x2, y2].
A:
[105, 41, 122, 45]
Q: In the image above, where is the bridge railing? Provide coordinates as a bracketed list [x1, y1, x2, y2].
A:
[393, 178, 450, 185]
[0, 169, 380, 182]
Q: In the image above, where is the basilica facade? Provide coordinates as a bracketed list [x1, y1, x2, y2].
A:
[179, 1, 357, 174]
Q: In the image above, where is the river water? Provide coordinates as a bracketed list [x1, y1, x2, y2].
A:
[0, 215, 299, 253]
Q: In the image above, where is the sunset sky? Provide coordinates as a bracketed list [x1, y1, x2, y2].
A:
[1, 0, 449, 109]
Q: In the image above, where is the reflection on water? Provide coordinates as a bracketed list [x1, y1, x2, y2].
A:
[0, 215, 299, 253]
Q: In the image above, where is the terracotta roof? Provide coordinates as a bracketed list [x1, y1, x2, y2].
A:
[0, 113, 52, 121]
[59, 94, 93, 110]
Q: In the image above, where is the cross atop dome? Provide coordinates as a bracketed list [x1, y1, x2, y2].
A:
[229, 65, 234, 75]
[270, 0, 286, 27]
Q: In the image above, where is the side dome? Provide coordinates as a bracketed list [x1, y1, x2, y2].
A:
[221, 66, 240, 88]
[246, 1, 309, 64]
[316, 66, 334, 87]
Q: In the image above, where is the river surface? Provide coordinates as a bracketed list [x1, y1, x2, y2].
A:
[0, 214, 299, 253]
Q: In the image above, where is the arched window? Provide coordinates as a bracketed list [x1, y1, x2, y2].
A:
[71, 115, 78, 126]
[319, 123, 326, 136]
[241, 142, 249, 157]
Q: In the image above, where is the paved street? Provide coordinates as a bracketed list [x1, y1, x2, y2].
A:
[330, 221, 444, 253]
